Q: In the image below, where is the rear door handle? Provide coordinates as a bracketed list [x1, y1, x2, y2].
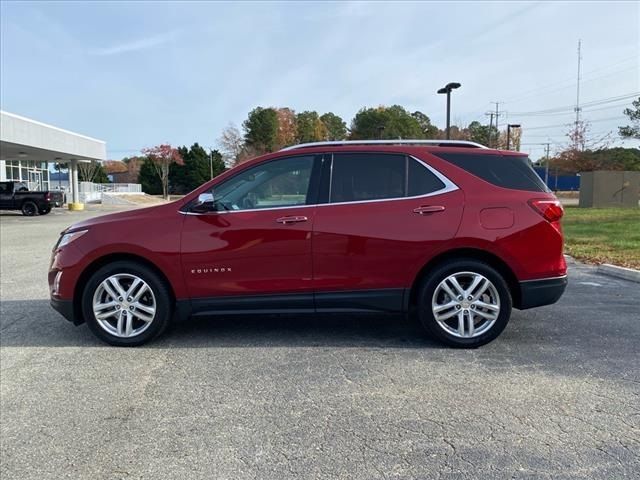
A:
[413, 205, 446, 215]
[276, 215, 308, 224]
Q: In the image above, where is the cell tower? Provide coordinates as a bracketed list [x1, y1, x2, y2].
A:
[575, 39, 582, 126]
[572, 40, 585, 151]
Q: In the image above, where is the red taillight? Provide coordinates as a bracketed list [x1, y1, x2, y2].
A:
[45, 192, 51, 201]
[528, 199, 564, 223]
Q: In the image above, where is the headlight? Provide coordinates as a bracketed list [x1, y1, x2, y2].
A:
[57, 230, 88, 249]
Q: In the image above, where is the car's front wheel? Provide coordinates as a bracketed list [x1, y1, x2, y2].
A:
[81, 261, 172, 346]
[417, 259, 512, 348]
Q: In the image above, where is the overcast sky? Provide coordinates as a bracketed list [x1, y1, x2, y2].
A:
[1, 0, 638, 160]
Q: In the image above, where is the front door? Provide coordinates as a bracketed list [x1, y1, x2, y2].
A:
[312, 152, 464, 311]
[180, 155, 322, 312]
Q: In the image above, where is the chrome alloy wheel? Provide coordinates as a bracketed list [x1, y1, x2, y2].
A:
[92, 273, 156, 338]
[431, 271, 500, 338]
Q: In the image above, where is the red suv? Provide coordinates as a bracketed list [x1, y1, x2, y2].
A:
[49, 140, 567, 348]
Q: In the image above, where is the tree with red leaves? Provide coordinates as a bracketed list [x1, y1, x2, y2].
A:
[141, 144, 184, 199]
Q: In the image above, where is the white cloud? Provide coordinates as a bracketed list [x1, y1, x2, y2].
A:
[89, 30, 180, 56]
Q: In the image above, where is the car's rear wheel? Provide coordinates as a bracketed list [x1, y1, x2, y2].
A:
[21, 201, 38, 216]
[417, 259, 512, 348]
[81, 261, 172, 346]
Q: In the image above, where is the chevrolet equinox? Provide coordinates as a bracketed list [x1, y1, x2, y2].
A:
[50, 140, 567, 347]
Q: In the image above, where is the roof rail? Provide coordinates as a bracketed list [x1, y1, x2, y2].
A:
[280, 139, 488, 151]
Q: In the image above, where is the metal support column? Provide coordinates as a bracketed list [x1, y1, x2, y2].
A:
[69, 159, 84, 210]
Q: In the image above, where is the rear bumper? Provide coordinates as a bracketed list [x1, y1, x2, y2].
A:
[518, 275, 567, 309]
[50, 298, 77, 324]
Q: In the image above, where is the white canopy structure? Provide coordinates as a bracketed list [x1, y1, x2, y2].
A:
[0, 110, 107, 207]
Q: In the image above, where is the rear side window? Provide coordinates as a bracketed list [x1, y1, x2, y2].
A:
[408, 159, 445, 196]
[329, 153, 448, 203]
[330, 153, 405, 202]
[435, 153, 549, 192]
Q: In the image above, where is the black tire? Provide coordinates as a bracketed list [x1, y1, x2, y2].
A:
[21, 201, 38, 216]
[39, 207, 52, 215]
[417, 259, 512, 348]
[81, 261, 172, 346]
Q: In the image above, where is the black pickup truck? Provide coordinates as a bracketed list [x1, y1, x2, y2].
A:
[0, 181, 64, 216]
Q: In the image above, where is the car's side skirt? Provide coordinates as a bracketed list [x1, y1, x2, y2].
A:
[179, 288, 406, 320]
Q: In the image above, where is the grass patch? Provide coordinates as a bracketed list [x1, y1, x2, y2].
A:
[562, 207, 640, 269]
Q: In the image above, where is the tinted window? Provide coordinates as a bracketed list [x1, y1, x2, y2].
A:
[330, 153, 405, 202]
[208, 156, 314, 211]
[435, 153, 549, 192]
[408, 158, 446, 196]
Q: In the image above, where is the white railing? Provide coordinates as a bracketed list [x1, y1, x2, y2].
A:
[79, 182, 142, 194]
[78, 182, 143, 203]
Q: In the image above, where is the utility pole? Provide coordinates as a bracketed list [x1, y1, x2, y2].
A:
[209, 148, 214, 179]
[485, 112, 495, 147]
[543, 142, 551, 187]
[491, 102, 502, 148]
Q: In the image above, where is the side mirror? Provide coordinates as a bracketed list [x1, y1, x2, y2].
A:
[191, 192, 215, 213]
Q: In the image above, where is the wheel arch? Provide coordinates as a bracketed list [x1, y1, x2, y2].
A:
[408, 248, 521, 310]
[72, 253, 176, 325]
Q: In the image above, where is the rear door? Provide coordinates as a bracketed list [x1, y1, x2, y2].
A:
[311, 152, 464, 311]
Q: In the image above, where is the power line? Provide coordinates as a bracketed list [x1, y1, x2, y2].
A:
[515, 93, 637, 115]
[508, 92, 639, 116]
[502, 54, 639, 104]
[511, 101, 631, 118]
[517, 115, 626, 132]
[524, 130, 614, 138]
[504, 65, 639, 106]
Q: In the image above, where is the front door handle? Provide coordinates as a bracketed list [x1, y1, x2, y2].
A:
[276, 215, 308, 224]
[413, 205, 445, 215]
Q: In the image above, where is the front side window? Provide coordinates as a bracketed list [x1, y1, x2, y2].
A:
[329, 153, 447, 203]
[206, 156, 314, 211]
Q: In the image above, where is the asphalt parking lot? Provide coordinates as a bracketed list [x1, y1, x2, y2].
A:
[1, 207, 638, 479]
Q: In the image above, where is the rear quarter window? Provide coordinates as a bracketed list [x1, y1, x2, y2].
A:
[434, 153, 549, 192]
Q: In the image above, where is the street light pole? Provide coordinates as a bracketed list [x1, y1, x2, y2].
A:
[437, 82, 461, 140]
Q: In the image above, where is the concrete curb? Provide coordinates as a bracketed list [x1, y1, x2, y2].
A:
[597, 264, 640, 283]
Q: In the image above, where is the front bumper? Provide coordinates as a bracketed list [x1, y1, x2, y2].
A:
[518, 275, 568, 309]
[50, 298, 77, 324]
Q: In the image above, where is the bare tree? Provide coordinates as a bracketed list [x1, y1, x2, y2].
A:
[551, 120, 614, 173]
[78, 161, 99, 182]
[217, 123, 245, 167]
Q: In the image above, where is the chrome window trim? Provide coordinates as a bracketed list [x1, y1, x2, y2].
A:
[179, 154, 459, 216]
